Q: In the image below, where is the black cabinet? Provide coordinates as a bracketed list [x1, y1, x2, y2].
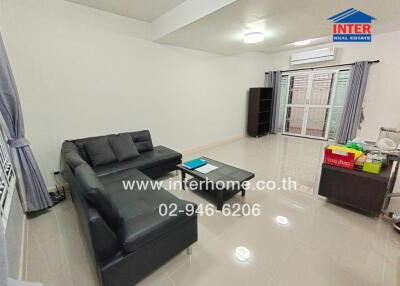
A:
[318, 163, 391, 215]
[247, 88, 273, 137]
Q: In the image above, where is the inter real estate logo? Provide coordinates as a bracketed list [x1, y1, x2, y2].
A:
[328, 8, 376, 42]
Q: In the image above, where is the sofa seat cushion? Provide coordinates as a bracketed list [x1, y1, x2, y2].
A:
[99, 168, 153, 195]
[93, 146, 182, 177]
[99, 168, 195, 254]
[115, 194, 195, 254]
[139, 145, 182, 165]
[100, 168, 176, 217]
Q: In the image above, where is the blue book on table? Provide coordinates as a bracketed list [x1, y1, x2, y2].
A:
[183, 158, 207, 170]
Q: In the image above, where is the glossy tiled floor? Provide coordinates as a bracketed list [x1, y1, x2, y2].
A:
[26, 135, 400, 286]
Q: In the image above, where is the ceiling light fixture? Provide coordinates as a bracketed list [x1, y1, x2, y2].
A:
[294, 39, 312, 46]
[243, 32, 265, 44]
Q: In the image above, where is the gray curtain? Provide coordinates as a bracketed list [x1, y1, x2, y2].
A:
[0, 33, 52, 212]
[265, 71, 281, 133]
[336, 61, 370, 144]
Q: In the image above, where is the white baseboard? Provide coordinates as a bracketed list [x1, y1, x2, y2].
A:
[19, 214, 27, 280]
[47, 183, 69, 193]
[182, 134, 245, 155]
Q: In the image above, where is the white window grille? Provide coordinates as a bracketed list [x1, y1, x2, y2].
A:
[0, 127, 16, 229]
[278, 68, 351, 141]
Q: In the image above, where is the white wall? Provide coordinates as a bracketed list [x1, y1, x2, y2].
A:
[1, 0, 270, 187]
[3, 0, 399, 190]
[267, 31, 400, 141]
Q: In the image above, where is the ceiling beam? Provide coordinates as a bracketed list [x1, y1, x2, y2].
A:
[151, 0, 238, 41]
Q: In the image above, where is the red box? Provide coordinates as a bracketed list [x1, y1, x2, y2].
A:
[324, 148, 355, 169]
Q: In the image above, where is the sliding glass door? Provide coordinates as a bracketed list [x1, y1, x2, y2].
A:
[283, 70, 337, 140]
[284, 74, 309, 135]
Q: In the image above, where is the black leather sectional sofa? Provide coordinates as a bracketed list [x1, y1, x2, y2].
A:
[61, 130, 198, 286]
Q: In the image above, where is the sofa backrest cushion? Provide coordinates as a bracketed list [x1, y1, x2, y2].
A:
[66, 130, 153, 161]
[84, 138, 117, 167]
[109, 134, 140, 161]
[121, 130, 153, 153]
[75, 164, 122, 230]
[73, 135, 114, 161]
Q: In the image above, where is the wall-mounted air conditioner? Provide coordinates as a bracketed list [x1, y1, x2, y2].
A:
[290, 46, 335, 65]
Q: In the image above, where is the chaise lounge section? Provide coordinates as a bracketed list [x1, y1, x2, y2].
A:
[61, 130, 198, 286]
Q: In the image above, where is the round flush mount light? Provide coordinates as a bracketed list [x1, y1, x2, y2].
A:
[275, 215, 289, 225]
[243, 32, 265, 44]
[234, 246, 251, 262]
[294, 39, 312, 46]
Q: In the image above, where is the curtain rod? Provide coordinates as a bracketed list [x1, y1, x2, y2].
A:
[268, 60, 380, 74]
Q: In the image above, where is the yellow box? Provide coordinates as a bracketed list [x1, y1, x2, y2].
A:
[362, 161, 382, 174]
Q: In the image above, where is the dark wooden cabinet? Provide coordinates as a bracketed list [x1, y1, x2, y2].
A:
[318, 163, 392, 215]
[247, 88, 273, 137]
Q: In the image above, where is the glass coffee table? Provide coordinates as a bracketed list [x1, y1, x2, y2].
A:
[177, 157, 255, 210]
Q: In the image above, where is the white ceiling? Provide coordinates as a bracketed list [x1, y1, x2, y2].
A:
[157, 0, 400, 55]
[66, 0, 186, 22]
[66, 0, 400, 55]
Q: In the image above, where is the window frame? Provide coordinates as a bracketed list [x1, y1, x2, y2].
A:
[278, 67, 351, 141]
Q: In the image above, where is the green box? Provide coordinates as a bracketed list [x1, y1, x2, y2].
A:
[362, 161, 382, 174]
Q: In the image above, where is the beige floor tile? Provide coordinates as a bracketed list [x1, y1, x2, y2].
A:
[168, 239, 272, 286]
[272, 243, 384, 286]
[381, 228, 400, 285]
[136, 266, 170, 286]
[25, 135, 400, 286]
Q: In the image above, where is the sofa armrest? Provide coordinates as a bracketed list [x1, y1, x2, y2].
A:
[87, 208, 120, 263]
